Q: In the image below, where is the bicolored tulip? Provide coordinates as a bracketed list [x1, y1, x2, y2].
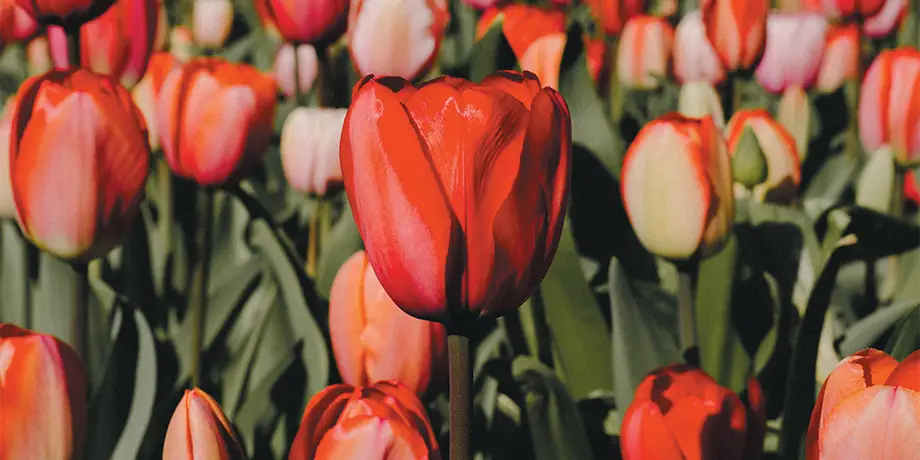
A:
[0, 96, 15, 218]
[341, 71, 571, 325]
[477, 5, 566, 89]
[157, 58, 276, 186]
[330, 251, 447, 395]
[678, 81, 725, 129]
[192, 0, 233, 48]
[617, 15, 674, 90]
[673, 10, 725, 85]
[9, 69, 150, 259]
[0, 0, 38, 46]
[280, 107, 347, 196]
[14, 0, 112, 27]
[754, 12, 827, 94]
[621, 113, 734, 261]
[725, 109, 801, 203]
[815, 24, 859, 93]
[267, 0, 348, 44]
[163, 388, 246, 460]
[348, 0, 449, 81]
[290, 381, 440, 460]
[583, 0, 645, 37]
[131, 51, 179, 151]
[859, 48, 920, 166]
[807, 349, 920, 460]
[78, 0, 158, 89]
[274, 43, 318, 98]
[862, 0, 906, 38]
[701, 0, 769, 72]
[0, 324, 87, 460]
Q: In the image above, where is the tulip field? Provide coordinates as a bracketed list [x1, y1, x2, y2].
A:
[3, 0, 920, 458]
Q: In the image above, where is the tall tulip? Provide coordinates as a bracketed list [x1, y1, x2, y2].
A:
[156, 58, 276, 186]
[267, 0, 348, 44]
[0, 324, 87, 460]
[0, 0, 38, 46]
[169, 25, 193, 62]
[700, 0, 769, 72]
[131, 51, 179, 151]
[163, 388, 246, 460]
[192, 0, 233, 48]
[673, 10, 725, 85]
[859, 48, 920, 166]
[280, 107, 347, 196]
[289, 381, 441, 460]
[815, 24, 859, 93]
[725, 109, 801, 203]
[348, 0, 449, 81]
[14, 0, 113, 27]
[754, 12, 827, 94]
[617, 15, 674, 90]
[274, 43, 318, 98]
[78, 0, 158, 89]
[0, 96, 15, 218]
[9, 69, 150, 259]
[476, 5, 566, 89]
[583, 0, 645, 36]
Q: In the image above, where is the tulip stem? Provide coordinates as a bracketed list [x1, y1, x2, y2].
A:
[64, 25, 81, 69]
[191, 188, 215, 388]
[158, 159, 174, 261]
[305, 198, 324, 278]
[292, 43, 307, 107]
[71, 262, 88, 359]
[607, 37, 623, 127]
[677, 262, 699, 364]
[448, 333, 472, 460]
[0, 221, 31, 327]
[880, 171, 905, 302]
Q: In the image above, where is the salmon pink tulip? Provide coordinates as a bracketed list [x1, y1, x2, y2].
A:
[280, 107, 347, 196]
[583, 0, 645, 36]
[267, 0, 348, 44]
[131, 51, 178, 151]
[701, 0, 769, 72]
[815, 24, 859, 92]
[754, 12, 827, 94]
[0, 0, 38, 46]
[859, 48, 920, 166]
[725, 109, 801, 203]
[673, 10, 725, 84]
[477, 5, 566, 89]
[617, 15, 674, 90]
[78, 0, 158, 89]
[163, 388, 246, 460]
[273, 43, 318, 98]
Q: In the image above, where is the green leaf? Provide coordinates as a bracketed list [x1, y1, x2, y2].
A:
[32, 254, 84, 351]
[886, 307, 920, 360]
[234, 351, 295, 459]
[802, 152, 861, 204]
[512, 356, 596, 460]
[839, 298, 920, 356]
[315, 199, 363, 298]
[468, 16, 517, 83]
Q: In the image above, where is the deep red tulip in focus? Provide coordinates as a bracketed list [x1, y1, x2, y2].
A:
[701, 0, 769, 72]
[725, 109, 801, 202]
[859, 48, 920, 166]
[617, 15, 674, 90]
[807, 349, 920, 460]
[341, 71, 571, 326]
[79, 0, 158, 89]
[330, 251, 447, 395]
[274, 43, 318, 98]
[15, 0, 113, 26]
[0, 324, 87, 460]
[157, 58, 276, 186]
[267, 0, 348, 44]
[583, 0, 645, 36]
[754, 12, 827, 94]
[0, 0, 38, 46]
[131, 51, 178, 151]
[280, 107, 347, 196]
[621, 113, 734, 260]
[290, 381, 441, 460]
[9, 69, 150, 259]
[815, 24, 859, 92]
[477, 6, 566, 89]
[673, 11, 725, 85]
[163, 388, 246, 460]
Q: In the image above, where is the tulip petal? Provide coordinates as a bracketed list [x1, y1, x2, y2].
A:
[885, 350, 920, 391]
[329, 251, 370, 388]
[620, 401, 686, 459]
[349, 0, 440, 80]
[821, 386, 920, 460]
[517, 32, 565, 90]
[479, 70, 542, 108]
[290, 385, 355, 460]
[314, 415, 431, 460]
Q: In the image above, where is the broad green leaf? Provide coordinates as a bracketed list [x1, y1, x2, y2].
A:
[802, 152, 861, 203]
[439, 0, 477, 71]
[886, 307, 920, 360]
[839, 298, 920, 356]
[0, 221, 29, 326]
[315, 200, 363, 298]
[468, 16, 517, 83]
[234, 351, 295, 459]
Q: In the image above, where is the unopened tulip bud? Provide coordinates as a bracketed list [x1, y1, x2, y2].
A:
[732, 127, 769, 188]
[726, 109, 801, 203]
[701, 0, 769, 72]
[26, 36, 52, 75]
[80, 0, 159, 89]
[855, 144, 896, 212]
[617, 15, 674, 89]
[0, 97, 17, 217]
[280, 107, 346, 196]
[193, 0, 233, 49]
[169, 26, 194, 62]
[163, 388, 246, 460]
[267, 0, 349, 44]
[274, 43, 318, 98]
[678, 81, 725, 129]
[778, 86, 812, 161]
[673, 10, 725, 84]
[816, 25, 859, 93]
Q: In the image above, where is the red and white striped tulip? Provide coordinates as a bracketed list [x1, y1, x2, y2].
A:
[815, 24, 859, 93]
[280, 107, 347, 196]
[754, 12, 827, 94]
[274, 43, 318, 98]
[673, 10, 725, 85]
[701, 0, 769, 72]
[726, 109, 801, 203]
[859, 48, 920, 166]
[617, 15, 674, 90]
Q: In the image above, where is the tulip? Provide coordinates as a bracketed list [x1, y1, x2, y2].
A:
[14, 0, 113, 26]
[777, 84, 812, 160]
[78, 0, 158, 89]
[907, 170, 919, 205]
[678, 81, 725, 129]
[807, 348, 920, 460]
[274, 43, 318, 98]
[815, 24, 859, 93]
[0, 324, 87, 460]
[280, 107, 347, 195]
[859, 48, 920, 166]
[0, 97, 14, 218]
[620, 364, 749, 460]
[464, 0, 503, 9]
[169, 26, 194, 62]
[583, 0, 645, 36]
[251, 0, 279, 37]
[585, 36, 607, 83]
[289, 381, 440, 460]
[26, 36, 53, 75]
[673, 10, 725, 85]
[348, 0, 449, 81]
[267, 0, 348, 44]
[477, 6, 566, 89]
[163, 388, 246, 460]
[157, 58, 276, 186]
[701, 0, 769, 72]
[621, 113, 734, 260]
[131, 51, 179, 151]
[725, 109, 801, 202]
[341, 71, 571, 324]
[0, 0, 38, 45]
[754, 12, 827, 94]
[862, 0, 906, 38]
[9, 69, 150, 259]
[192, 0, 233, 49]
[617, 15, 674, 90]
[153, 0, 166, 51]
[809, 0, 885, 19]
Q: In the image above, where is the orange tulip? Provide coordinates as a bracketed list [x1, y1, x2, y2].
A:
[815, 24, 859, 93]
[330, 251, 447, 395]
[78, 0, 158, 89]
[14, 0, 113, 26]
[0, 0, 38, 45]
[700, 0, 769, 72]
[807, 349, 920, 460]
[477, 6, 566, 89]
[673, 11, 725, 85]
[0, 324, 87, 460]
[617, 15, 674, 90]
[289, 381, 440, 460]
[156, 58, 276, 186]
[266, 0, 348, 44]
[340, 71, 571, 325]
[163, 388, 246, 460]
[620, 365, 749, 460]
[725, 109, 801, 202]
[859, 48, 920, 166]
[583, 0, 645, 36]
[280, 107, 346, 196]
[131, 51, 179, 151]
[9, 69, 150, 259]
[621, 113, 734, 261]
[0, 96, 15, 218]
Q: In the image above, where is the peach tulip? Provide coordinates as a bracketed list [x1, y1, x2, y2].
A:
[273, 43, 318, 98]
[754, 12, 827, 94]
[815, 24, 859, 93]
[617, 15, 674, 90]
[157, 58, 276, 185]
[0, 324, 87, 460]
[701, 0, 769, 72]
[859, 48, 920, 166]
[163, 388, 246, 460]
[0, 0, 38, 45]
[280, 107, 347, 196]
[79, 0, 158, 89]
[267, 0, 348, 44]
[26, 35, 53, 75]
[477, 5, 566, 89]
[725, 109, 801, 202]
[0, 97, 15, 218]
[192, 0, 233, 48]
[583, 0, 645, 36]
[673, 10, 725, 84]
[131, 51, 179, 151]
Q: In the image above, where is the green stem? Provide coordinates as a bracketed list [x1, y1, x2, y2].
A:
[0, 221, 30, 327]
[191, 188, 215, 388]
[607, 36, 622, 126]
[305, 198, 324, 278]
[677, 262, 699, 363]
[292, 43, 308, 107]
[158, 159, 174, 258]
[846, 27, 864, 161]
[880, 171, 905, 301]
[71, 261, 88, 359]
[448, 333, 472, 460]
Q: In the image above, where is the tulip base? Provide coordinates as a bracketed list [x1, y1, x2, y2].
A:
[448, 333, 472, 460]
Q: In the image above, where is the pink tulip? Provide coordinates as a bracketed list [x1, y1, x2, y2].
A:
[163, 388, 246, 460]
[280, 107, 346, 196]
[862, 0, 906, 38]
[79, 0, 159, 89]
[859, 48, 920, 166]
[754, 12, 827, 94]
[673, 10, 725, 84]
[815, 24, 859, 92]
[273, 43, 318, 98]
[617, 15, 674, 89]
[192, 0, 233, 48]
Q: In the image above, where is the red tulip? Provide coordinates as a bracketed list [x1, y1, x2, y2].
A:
[0, 324, 87, 460]
[673, 10, 725, 85]
[78, 0, 158, 89]
[9, 69, 150, 259]
[266, 0, 348, 44]
[131, 51, 178, 151]
[584, 35, 607, 83]
[583, 0, 645, 36]
[0, 0, 38, 45]
[463, 0, 503, 9]
[340, 71, 571, 325]
[809, 0, 885, 19]
[477, 6, 566, 89]
[815, 24, 859, 93]
[15, 0, 113, 27]
[280, 107, 347, 195]
[754, 12, 827, 94]
[725, 109, 801, 202]
[163, 388, 246, 460]
[859, 48, 920, 166]
[701, 0, 769, 72]
[617, 15, 674, 90]
[156, 58, 276, 186]
[289, 381, 441, 460]
[251, 0, 279, 36]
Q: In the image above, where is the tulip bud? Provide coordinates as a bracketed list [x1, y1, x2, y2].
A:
[617, 15, 674, 90]
[80, 0, 158, 89]
[0, 324, 87, 460]
[274, 43, 318, 98]
[0, 97, 14, 218]
[855, 144, 896, 212]
[169, 26, 194, 62]
[701, 0, 768, 72]
[477, 6, 566, 89]
[620, 365, 748, 460]
[26, 36, 53, 75]
[731, 127, 769, 188]
[192, 0, 233, 49]
[0, 0, 38, 44]
[330, 251, 447, 395]
[9, 69, 150, 259]
[290, 381, 440, 460]
[131, 52, 179, 151]
[280, 107, 346, 196]
[754, 12, 827, 94]
[16, 0, 114, 27]
[348, 0, 449, 81]
[862, 0, 906, 38]
[163, 388, 246, 460]
[267, 0, 348, 44]
[157, 58, 276, 186]
[678, 81, 725, 129]
[583, 0, 645, 36]
[725, 109, 801, 203]
[621, 113, 734, 260]
[778, 85, 812, 161]
[816, 24, 859, 93]
[673, 10, 725, 85]
[859, 47, 920, 167]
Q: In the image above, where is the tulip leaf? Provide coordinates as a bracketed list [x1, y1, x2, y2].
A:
[540, 221, 613, 400]
[802, 152, 861, 204]
[439, 0, 477, 72]
[512, 356, 597, 460]
[315, 199, 364, 298]
[839, 298, 920, 356]
[233, 349, 296, 459]
[469, 16, 518, 83]
[0, 221, 30, 327]
[887, 307, 920, 360]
